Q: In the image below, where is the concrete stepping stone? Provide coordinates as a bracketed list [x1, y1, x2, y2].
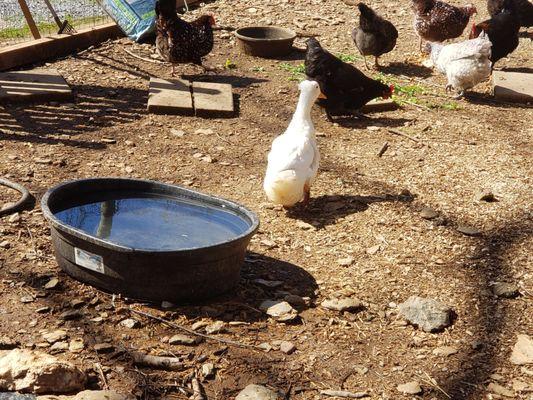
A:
[493, 71, 533, 103]
[0, 69, 73, 104]
[192, 81, 234, 117]
[147, 77, 194, 115]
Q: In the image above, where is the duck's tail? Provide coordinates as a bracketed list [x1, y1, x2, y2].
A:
[264, 170, 305, 207]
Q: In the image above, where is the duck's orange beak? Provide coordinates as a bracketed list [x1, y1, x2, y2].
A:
[318, 91, 327, 99]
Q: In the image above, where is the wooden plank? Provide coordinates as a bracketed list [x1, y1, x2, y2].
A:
[493, 71, 533, 103]
[361, 99, 400, 113]
[0, 69, 73, 105]
[147, 78, 194, 115]
[0, 23, 123, 72]
[17, 0, 41, 39]
[192, 81, 234, 118]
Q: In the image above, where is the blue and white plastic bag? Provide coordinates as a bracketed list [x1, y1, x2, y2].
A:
[99, 0, 156, 42]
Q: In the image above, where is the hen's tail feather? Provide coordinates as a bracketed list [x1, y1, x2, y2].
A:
[358, 3, 376, 20]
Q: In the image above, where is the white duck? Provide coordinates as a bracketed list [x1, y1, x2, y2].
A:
[263, 80, 321, 208]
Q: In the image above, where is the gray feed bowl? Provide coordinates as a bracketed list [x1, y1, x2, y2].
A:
[41, 178, 259, 303]
[235, 26, 297, 58]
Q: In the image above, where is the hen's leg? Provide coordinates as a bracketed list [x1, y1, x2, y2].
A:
[453, 90, 465, 100]
[363, 56, 369, 70]
[374, 56, 380, 69]
[171, 64, 176, 77]
[445, 84, 453, 93]
[302, 183, 311, 209]
[418, 37, 422, 52]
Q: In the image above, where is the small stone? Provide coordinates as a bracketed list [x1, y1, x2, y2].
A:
[169, 334, 201, 345]
[366, 245, 380, 255]
[201, 363, 215, 379]
[0, 336, 19, 350]
[510, 334, 533, 365]
[44, 277, 59, 290]
[70, 299, 86, 308]
[260, 239, 277, 249]
[258, 342, 272, 352]
[432, 346, 458, 356]
[69, 338, 85, 353]
[337, 257, 354, 266]
[36, 306, 51, 314]
[34, 158, 52, 164]
[101, 138, 116, 144]
[487, 383, 514, 397]
[125, 140, 135, 146]
[94, 343, 114, 353]
[205, 321, 226, 334]
[296, 221, 314, 230]
[120, 318, 140, 329]
[259, 300, 298, 322]
[195, 128, 213, 135]
[50, 341, 69, 352]
[191, 321, 209, 331]
[60, 310, 82, 320]
[492, 282, 520, 298]
[8, 213, 21, 223]
[43, 330, 67, 343]
[398, 296, 452, 332]
[397, 381, 422, 395]
[236, 384, 280, 400]
[475, 189, 497, 202]
[321, 298, 363, 312]
[456, 224, 481, 236]
[280, 341, 296, 354]
[171, 128, 186, 137]
[20, 296, 34, 303]
[420, 207, 438, 219]
[0, 240, 10, 249]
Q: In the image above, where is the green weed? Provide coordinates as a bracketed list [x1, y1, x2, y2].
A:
[279, 62, 305, 81]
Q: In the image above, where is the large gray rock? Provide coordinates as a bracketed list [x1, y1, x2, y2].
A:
[236, 384, 280, 400]
[398, 296, 452, 332]
[0, 349, 86, 394]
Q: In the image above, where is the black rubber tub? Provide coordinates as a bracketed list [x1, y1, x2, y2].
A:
[234, 26, 296, 58]
[41, 178, 259, 303]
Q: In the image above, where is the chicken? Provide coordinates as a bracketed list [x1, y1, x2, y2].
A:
[305, 38, 393, 121]
[352, 2, 398, 69]
[412, 0, 477, 50]
[469, 0, 520, 64]
[155, 0, 215, 76]
[487, 0, 533, 27]
[426, 32, 492, 98]
[264, 80, 321, 209]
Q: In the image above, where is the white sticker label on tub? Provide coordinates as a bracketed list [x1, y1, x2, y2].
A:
[74, 248, 105, 274]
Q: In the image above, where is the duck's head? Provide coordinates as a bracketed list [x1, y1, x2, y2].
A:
[299, 80, 322, 101]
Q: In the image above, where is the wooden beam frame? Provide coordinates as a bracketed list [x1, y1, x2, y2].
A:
[17, 0, 41, 39]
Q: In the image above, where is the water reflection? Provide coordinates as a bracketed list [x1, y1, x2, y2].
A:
[54, 196, 249, 250]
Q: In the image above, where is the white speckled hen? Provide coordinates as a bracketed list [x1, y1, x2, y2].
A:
[412, 0, 477, 50]
[426, 32, 492, 98]
[155, 0, 215, 76]
[352, 3, 398, 69]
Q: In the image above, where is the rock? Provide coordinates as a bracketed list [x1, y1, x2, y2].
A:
[94, 343, 114, 354]
[69, 299, 85, 309]
[49, 341, 69, 353]
[398, 296, 452, 332]
[191, 321, 209, 331]
[475, 189, 497, 202]
[337, 257, 354, 266]
[171, 128, 186, 137]
[205, 321, 226, 334]
[456, 224, 481, 236]
[20, 296, 34, 304]
[259, 300, 298, 322]
[119, 319, 140, 329]
[279, 341, 296, 354]
[38, 390, 135, 400]
[0, 336, 19, 350]
[236, 384, 280, 400]
[195, 128, 213, 135]
[201, 363, 215, 379]
[397, 381, 422, 395]
[366, 245, 381, 255]
[432, 346, 458, 356]
[68, 339, 84, 354]
[512, 379, 532, 392]
[60, 310, 82, 321]
[492, 282, 520, 298]
[44, 278, 59, 290]
[8, 213, 20, 223]
[42, 330, 67, 344]
[169, 334, 201, 346]
[420, 207, 438, 219]
[0, 240, 10, 249]
[296, 221, 314, 230]
[321, 298, 363, 312]
[510, 335, 533, 365]
[0, 348, 86, 394]
[487, 383, 514, 397]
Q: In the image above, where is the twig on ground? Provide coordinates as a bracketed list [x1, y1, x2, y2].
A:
[377, 142, 389, 157]
[387, 129, 431, 148]
[123, 47, 165, 64]
[402, 99, 432, 111]
[191, 378, 206, 400]
[416, 372, 451, 399]
[131, 351, 184, 371]
[319, 389, 369, 398]
[95, 362, 109, 390]
[129, 307, 261, 350]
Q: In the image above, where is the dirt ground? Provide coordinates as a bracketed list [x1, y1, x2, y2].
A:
[1, 0, 532, 398]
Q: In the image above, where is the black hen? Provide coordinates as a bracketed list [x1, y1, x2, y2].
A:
[487, 0, 533, 27]
[470, 0, 520, 64]
[352, 3, 398, 68]
[305, 38, 393, 121]
[155, 0, 215, 76]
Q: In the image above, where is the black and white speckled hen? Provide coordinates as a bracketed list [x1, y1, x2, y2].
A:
[487, 0, 533, 27]
[155, 0, 215, 76]
[470, 0, 520, 64]
[305, 38, 393, 121]
[412, 0, 477, 50]
[352, 3, 398, 69]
